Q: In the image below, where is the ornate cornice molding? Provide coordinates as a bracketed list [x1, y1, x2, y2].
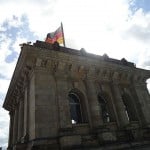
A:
[34, 58, 150, 85]
[4, 65, 32, 111]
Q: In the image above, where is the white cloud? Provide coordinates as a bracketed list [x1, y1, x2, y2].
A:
[0, 38, 12, 62]
[0, 0, 58, 38]
[147, 79, 150, 93]
[12, 37, 27, 54]
[0, 79, 10, 95]
[0, 100, 9, 148]
[0, 39, 16, 79]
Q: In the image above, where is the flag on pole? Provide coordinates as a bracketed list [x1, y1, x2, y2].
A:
[45, 23, 65, 46]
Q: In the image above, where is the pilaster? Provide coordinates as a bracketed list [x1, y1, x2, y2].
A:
[12, 102, 19, 144]
[8, 111, 14, 148]
[84, 67, 102, 128]
[17, 98, 24, 141]
[54, 61, 72, 130]
[133, 81, 150, 126]
[111, 72, 129, 127]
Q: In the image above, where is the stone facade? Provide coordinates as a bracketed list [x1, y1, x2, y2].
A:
[3, 41, 150, 150]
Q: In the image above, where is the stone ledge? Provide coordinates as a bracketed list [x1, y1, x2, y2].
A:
[98, 131, 117, 143]
[59, 135, 81, 148]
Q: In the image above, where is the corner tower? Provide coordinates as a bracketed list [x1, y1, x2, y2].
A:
[3, 41, 150, 150]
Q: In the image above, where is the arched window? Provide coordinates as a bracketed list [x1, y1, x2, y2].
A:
[68, 92, 82, 124]
[122, 94, 138, 121]
[98, 94, 110, 123]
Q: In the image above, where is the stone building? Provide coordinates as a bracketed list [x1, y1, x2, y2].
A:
[3, 41, 150, 150]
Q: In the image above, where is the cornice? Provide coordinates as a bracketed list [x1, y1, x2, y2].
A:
[33, 57, 150, 85]
[3, 63, 32, 111]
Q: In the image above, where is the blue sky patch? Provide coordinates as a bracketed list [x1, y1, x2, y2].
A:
[130, 0, 150, 13]
[0, 15, 38, 63]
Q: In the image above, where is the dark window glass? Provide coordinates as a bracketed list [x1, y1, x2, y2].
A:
[68, 93, 82, 124]
[122, 94, 138, 121]
[98, 95, 110, 123]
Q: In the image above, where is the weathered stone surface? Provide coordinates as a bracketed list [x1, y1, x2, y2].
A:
[59, 135, 81, 148]
[3, 41, 150, 150]
[98, 131, 117, 142]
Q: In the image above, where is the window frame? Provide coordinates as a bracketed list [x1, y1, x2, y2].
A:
[68, 92, 83, 124]
[98, 93, 111, 123]
[122, 93, 138, 122]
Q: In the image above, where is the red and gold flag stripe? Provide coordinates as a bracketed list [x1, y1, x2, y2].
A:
[45, 26, 64, 45]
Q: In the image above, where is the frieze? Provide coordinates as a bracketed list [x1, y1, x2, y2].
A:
[41, 59, 48, 67]
[77, 65, 88, 80]
[9, 65, 32, 109]
[86, 66, 96, 78]
[57, 61, 67, 71]
[96, 69, 112, 82]
[51, 60, 59, 72]
[34, 58, 149, 85]
[35, 58, 48, 67]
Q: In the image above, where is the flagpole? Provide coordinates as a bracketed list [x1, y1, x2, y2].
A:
[61, 22, 66, 47]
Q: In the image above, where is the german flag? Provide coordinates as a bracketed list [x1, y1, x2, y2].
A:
[45, 26, 64, 44]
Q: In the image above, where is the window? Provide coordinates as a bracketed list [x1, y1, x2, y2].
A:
[122, 97, 130, 121]
[98, 94, 110, 123]
[122, 94, 138, 121]
[68, 92, 82, 124]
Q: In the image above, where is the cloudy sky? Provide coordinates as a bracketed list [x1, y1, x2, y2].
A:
[0, 0, 150, 148]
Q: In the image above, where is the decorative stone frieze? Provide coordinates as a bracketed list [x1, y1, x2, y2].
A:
[112, 71, 120, 82]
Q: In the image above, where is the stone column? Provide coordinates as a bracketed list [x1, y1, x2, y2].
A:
[111, 71, 129, 127]
[85, 79, 103, 127]
[34, 67, 59, 138]
[101, 82, 118, 123]
[111, 83, 129, 127]
[56, 78, 72, 129]
[54, 61, 72, 130]
[8, 111, 14, 148]
[12, 104, 19, 144]
[133, 83, 150, 125]
[23, 86, 29, 140]
[127, 85, 145, 126]
[17, 98, 24, 141]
